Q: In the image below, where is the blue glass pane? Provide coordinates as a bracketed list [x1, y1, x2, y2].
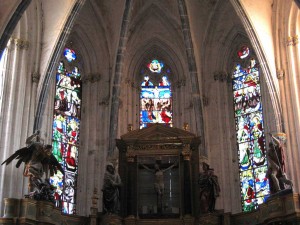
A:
[64, 48, 76, 62]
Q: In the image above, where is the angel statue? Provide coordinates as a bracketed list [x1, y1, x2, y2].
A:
[1, 130, 63, 203]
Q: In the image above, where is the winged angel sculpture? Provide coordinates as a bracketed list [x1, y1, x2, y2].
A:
[1, 130, 63, 203]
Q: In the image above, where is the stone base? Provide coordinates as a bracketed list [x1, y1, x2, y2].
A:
[100, 214, 123, 225]
[0, 198, 88, 225]
[2, 192, 300, 225]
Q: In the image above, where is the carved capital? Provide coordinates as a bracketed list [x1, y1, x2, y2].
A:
[31, 72, 40, 83]
[126, 148, 135, 162]
[99, 97, 109, 106]
[287, 35, 299, 46]
[182, 144, 191, 160]
[183, 122, 189, 131]
[127, 124, 133, 132]
[276, 69, 285, 79]
[176, 79, 186, 88]
[12, 38, 30, 50]
[213, 71, 229, 82]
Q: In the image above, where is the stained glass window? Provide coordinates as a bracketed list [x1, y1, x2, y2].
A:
[50, 48, 82, 214]
[140, 59, 172, 129]
[232, 47, 270, 212]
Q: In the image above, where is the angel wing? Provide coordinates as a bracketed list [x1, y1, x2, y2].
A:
[2, 144, 64, 176]
[42, 154, 64, 176]
[1, 145, 35, 168]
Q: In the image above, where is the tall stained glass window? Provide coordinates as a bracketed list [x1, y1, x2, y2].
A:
[232, 46, 270, 212]
[50, 48, 82, 214]
[140, 59, 172, 129]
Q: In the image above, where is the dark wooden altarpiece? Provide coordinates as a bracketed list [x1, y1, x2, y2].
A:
[116, 124, 201, 219]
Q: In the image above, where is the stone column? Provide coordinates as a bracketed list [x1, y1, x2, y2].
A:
[126, 151, 136, 218]
[0, 37, 31, 216]
[182, 144, 192, 216]
[90, 188, 98, 225]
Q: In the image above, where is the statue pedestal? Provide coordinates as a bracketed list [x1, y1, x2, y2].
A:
[0, 198, 88, 225]
[198, 213, 222, 225]
[100, 214, 123, 225]
[2, 198, 20, 218]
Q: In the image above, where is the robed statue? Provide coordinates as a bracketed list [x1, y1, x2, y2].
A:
[267, 133, 292, 193]
[198, 163, 220, 214]
[1, 130, 63, 202]
[102, 163, 122, 215]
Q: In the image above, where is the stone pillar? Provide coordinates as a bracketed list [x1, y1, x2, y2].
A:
[182, 145, 192, 216]
[0, 36, 31, 216]
[126, 152, 136, 218]
[90, 188, 99, 225]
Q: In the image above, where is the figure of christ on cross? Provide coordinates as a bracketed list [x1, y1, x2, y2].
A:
[139, 161, 178, 213]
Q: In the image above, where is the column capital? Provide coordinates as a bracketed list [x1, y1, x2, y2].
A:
[32, 72, 40, 83]
[182, 144, 191, 161]
[11, 37, 30, 50]
[126, 150, 135, 163]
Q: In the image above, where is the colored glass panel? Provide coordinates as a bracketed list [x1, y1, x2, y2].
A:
[140, 60, 172, 129]
[232, 48, 269, 211]
[51, 49, 82, 215]
[64, 48, 77, 62]
[147, 59, 164, 73]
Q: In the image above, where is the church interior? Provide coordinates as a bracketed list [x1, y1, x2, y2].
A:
[0, 0, 300, 224]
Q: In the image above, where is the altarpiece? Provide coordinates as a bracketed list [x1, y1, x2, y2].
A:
[116, 124, 201, 220]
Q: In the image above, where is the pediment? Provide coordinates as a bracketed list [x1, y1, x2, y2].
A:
[119, 124, 199, 144]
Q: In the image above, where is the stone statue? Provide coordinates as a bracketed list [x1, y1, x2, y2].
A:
[1, 130, 63, 202]
[198, 163, 220, 213]
[267, 133, 293, 193]
[139, 161, 178, 213]
[102, 163, 122, 215]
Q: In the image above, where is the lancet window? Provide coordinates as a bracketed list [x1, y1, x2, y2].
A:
[140, 59, 173, 129]
[232, 46, 270, 211]
[50, 48, 82, 214]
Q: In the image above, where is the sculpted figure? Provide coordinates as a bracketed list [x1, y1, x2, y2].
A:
[102, 163, 122, 214]
[2, 130, 63, 202]
[267, 133, 292, 193]
[140, 161, 177, 196]
[140, 161, 177, 213]
[199, 163, 220, 213]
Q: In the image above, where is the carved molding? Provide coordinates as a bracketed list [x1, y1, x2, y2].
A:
[127, 144, 183, 151]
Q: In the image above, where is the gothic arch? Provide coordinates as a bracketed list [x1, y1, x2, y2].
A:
[128, 39, 185, 84]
